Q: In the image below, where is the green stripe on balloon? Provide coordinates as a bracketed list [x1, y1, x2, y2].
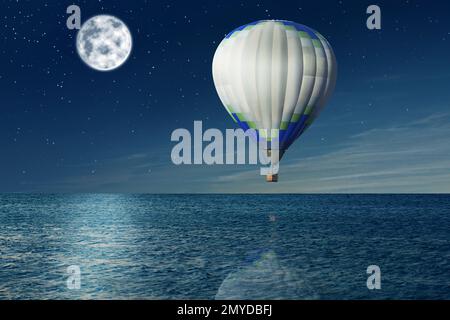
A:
[284, 25, 296, 32]
[290, 114, 301, 122]
[247, 121, 257, 129]
[312, 39, 322, 48]
[235, 113, 247, 122]
[304, 105, 315, 115]
[298, 31, 310, 38]
[227, 105, 235, 113]
[224, 105, 236, 122]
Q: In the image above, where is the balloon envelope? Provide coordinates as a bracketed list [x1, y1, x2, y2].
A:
[212, 20, 337, 152]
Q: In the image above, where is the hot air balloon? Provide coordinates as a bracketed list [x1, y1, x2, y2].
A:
[212, 20, 337, 182]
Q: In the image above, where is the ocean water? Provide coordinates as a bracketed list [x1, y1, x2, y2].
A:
[0, 194, 449, 300]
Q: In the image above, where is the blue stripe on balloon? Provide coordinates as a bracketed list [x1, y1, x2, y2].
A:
[279, 115, 310, 150]
[231, 114, 312, 152]
[225, 20, 320, 40]
[232, 115, 250, 131]
[291, 115, 309, 142]
[231, 114, 240, 123]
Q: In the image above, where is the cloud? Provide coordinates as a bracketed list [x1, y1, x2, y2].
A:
[208, 112, 450, 193]
[27, 113, 450, 194]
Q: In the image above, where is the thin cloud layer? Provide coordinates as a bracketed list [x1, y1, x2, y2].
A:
[210, 113, 450, 193]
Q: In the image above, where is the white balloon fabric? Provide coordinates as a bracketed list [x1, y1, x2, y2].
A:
[212, 20, 337, 153]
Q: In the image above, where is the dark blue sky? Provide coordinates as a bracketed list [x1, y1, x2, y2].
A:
[1, 0, 450, 193]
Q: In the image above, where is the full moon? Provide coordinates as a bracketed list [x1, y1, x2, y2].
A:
[76, 15, 132, 71]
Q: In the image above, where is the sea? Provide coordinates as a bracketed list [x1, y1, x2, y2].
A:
[0, 194, 449, 300]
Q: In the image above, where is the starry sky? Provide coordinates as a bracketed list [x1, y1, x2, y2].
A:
[1, 0, 450, 193]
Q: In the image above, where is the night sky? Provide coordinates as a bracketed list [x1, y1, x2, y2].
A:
[1, 0, 450, 193]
